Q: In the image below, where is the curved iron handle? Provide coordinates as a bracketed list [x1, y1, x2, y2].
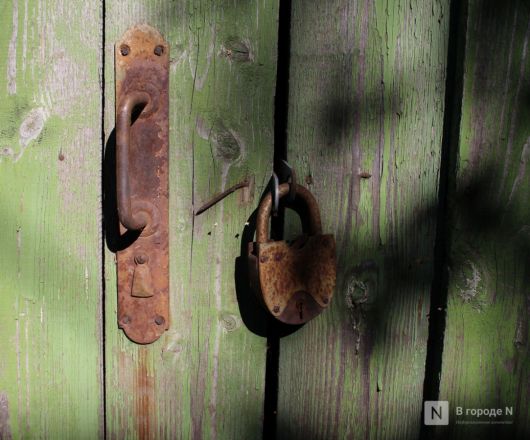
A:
[116, 90, 151, 231]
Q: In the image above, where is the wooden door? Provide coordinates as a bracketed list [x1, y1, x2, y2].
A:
[0, 1, 104, 438]
[102, 2, 279, 439]
[438, 1, 530, 439]
[1, 0, 279, 438]
[1, 1, 529, 439]
[278, 1, 450, 438]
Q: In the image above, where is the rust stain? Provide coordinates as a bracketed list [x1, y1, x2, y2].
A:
[0, 392, 12, 440]
[135, 348, 155, 440]
[256, 235, 336, 324]
[190, 340, 209, 440]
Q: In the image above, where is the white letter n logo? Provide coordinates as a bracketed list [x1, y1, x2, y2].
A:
[424, 401, 449, 425]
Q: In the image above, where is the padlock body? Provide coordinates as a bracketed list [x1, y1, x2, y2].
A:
[248, 234, 336, 324]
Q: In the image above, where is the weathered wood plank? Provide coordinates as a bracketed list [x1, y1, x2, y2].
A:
[103, 2, 278, 438]
[438, 1, 530, 437]
[0, 0, 104, 438]
[278, 1, 449, 438]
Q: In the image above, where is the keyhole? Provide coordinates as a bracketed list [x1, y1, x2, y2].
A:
[297, 301, 304, 321]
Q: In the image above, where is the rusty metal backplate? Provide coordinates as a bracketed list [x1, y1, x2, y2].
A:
[255, 234, 336, 324]
[115, 25, 169, 344]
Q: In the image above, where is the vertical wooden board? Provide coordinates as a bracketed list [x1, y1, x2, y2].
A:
[438, 1, 530, 438]
[103, 2, 278, 438]
[278, 1, 449, 438]
[0, 0, 103, 438]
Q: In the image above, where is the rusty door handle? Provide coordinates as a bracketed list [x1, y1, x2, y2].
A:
[116, 91, 151, 231]
[114, 25, 170, 344]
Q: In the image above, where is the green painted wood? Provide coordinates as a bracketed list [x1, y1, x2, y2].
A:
[103, 2, 278, 438]
[437, 1, 530, 438]
[277, 1, 450, 438]
[0, 0, 104, 438]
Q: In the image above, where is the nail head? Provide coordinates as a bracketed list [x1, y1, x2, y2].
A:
[120, 44, 130, 56]
[134, 254, 149, 265]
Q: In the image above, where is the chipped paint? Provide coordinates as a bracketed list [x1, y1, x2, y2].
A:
[161, 331, 183, 363]
[0, 147, 14, 157]
[514, 309, 528, 349]
[16, 228, 21, 278]
[6, 0, 18, 95]
[0, 105, 47, 162]
[458, 260, 485, 311]
[277, 0, 450, 437]
[0, 393, 12, 440]
[57, 128, 96, 214]
[497, 18, 530, 201]
[169, 45, 187, 74]
[189, 24, 216, 91]
[21, 0, 27, 72]
[0, 0, 104, 436]
[507, 136, 530, 205]
[209, 164, 228, 440]
[17, 107, 45, 160]
[195, 116, 210, 140]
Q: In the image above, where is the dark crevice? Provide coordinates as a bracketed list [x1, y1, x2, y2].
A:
[273, 0, 292, 169]
[420, 0, 468, 438]
[263, 320, 281, 440]
[263, 1, 292, 439]
[100, 0, 107, 438]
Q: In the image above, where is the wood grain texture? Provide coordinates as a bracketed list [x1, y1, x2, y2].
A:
[0, 0, 103, 438]
[437, 1, 530, 437]
[278, 1, 449, 438]
[103, 2, 278, 438]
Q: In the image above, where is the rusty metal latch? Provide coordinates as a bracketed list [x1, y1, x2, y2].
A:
[115, 25, 169, 344]
[248, 183, 337, 324]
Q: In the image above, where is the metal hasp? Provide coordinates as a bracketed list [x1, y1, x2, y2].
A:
[248, 183, 337, 324]
[115, 25, 169, 344]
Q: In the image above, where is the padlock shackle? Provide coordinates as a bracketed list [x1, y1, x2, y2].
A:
[256, 183, 322, 243]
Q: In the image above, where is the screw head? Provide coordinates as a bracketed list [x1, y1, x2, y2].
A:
[120, 44, 130, 56]
[155, 315, 165, 326]
[154, 45, 164, 56]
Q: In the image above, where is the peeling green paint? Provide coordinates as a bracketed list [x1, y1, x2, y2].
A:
[279, 0, 450, 438]
[103, 1, 278, 438]
[0, 0, 103, 438]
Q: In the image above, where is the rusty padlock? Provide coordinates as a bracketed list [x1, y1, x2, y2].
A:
[248, 183, 337, 324]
